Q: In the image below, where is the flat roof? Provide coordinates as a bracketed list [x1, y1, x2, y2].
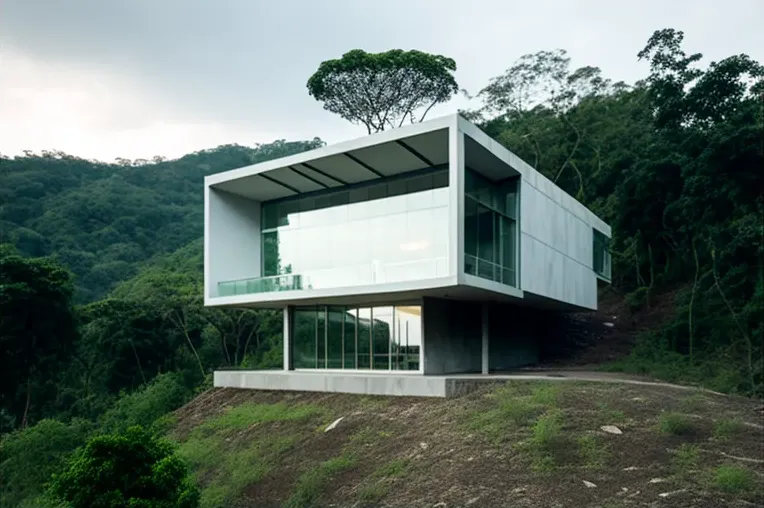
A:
[207, 115, 455, 202]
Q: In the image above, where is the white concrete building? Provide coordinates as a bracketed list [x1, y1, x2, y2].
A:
[205, 114, 611, 396]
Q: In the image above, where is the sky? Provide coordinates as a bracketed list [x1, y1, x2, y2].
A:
[1, 0, 762, 162]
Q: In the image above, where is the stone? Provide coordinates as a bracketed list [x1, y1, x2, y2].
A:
[324, 417, 344, 432]
[420, 442, 429, 450]
[601, 425, 623, 434]
[583, 480, 597, 488]
[649, 478, 666, 484]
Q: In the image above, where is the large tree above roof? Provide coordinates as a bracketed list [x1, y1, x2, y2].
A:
[307, 49, 459, 134]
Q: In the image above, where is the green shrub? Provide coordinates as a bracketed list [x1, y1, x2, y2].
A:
[99, 372, 192, 434]
[713, 419, 747, 441]
[48, 426, 199, 508]
[712, 464, 756, 493]
[0, 418, 92, 507]
[658, 412, 695, 435]
[672, 443, 700, 479]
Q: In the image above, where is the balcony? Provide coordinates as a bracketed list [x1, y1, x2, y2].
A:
[218, 274, 306, 297]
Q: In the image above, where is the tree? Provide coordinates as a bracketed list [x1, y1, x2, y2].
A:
[0, 246, 78, 428]
[48, 426, 199, 508]
[307, 49, 459, 133]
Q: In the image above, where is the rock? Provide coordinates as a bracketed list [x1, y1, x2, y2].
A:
[419, 442, 429, 450]
[649, 478, 666, 484]
[659, 489, 686, 498]
[604, 322, 615, 327]
[623, 466, 640, 471]
[465, 496, 481, 506]
[583, 480, 597, 488]
[324, 417, 344, 432]
[512, 487, 526, 494]
[601, 425, 623, 435]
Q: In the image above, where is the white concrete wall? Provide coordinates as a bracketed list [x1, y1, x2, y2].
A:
[519, 178, 598, 309]
[205, 187, 261, 300]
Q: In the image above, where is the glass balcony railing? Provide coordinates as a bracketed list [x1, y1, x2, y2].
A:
[218, 273, 306, 297]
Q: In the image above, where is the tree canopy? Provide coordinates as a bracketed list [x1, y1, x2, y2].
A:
[307, 49, 459, 133]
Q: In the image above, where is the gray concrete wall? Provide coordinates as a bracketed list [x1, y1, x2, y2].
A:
[488, 303, 540, 371]
[422, 297, 482, 375]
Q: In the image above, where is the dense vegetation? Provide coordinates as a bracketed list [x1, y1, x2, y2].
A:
[0, 28, 761, 507]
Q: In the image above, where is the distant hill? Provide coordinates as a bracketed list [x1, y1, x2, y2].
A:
[0, 140, 323, 302]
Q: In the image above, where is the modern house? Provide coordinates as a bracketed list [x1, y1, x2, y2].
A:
[205, 114, 611, 397]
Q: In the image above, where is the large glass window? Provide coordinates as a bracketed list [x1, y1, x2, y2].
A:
[292, 304, 421, 371]
[464, 169, 519, 287]
[236, 169, 450, 295]
[593, 229, 611, 280]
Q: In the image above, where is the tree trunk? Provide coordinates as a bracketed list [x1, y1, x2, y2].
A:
[21, 377, 32, 429]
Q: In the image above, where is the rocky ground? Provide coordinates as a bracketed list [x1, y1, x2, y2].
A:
[170, 379, 764, 508]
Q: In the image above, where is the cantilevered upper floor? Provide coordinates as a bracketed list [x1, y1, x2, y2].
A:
[204, 114, 611, 311]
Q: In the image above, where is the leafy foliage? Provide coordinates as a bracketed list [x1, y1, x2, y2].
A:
[466, 29, 763, 395]
[0, 249, 78, 428]
[48, 426, 200, 508]
[0, 418, 92, 507]
[307, 49, 458, 133]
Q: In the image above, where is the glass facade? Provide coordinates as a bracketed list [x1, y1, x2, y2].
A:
[219, 169, 449, 296]
[593, 229, 611, 280]
[463, 169, 519, 287]
[292, 304, 421, 371]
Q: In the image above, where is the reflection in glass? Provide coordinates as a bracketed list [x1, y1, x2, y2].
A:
[357, 308, 372, 369]
[293, 307, 317, 368]
[343, 308, 356, 369]
[372, 307, 393, 370]
[393, 306, 421, 370]
[256, 169, 449, 294]
[291, 305, 421, 371]
[327, 306, 344, 369]
[464, 169, 519, 287]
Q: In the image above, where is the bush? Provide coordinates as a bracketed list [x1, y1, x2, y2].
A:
[99, 372, 191, 434]
[48, 426, 200, 508]
[0, 418, 92, 507]
[712, 464, 756, 493]
[658, 412, 695, 435]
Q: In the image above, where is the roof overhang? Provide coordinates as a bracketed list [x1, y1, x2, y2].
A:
[206, 115, 454, 202]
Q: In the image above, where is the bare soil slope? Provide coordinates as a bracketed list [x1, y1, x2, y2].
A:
[170, 381, 763, 508]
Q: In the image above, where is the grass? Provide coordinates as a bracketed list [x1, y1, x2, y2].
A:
[680, 393, 707, 412]
[527, 410, 565, 473]
[713, 419, 747, 441]
[285, 454, 357, 508]
[372, 459, 409, 478]
[711, 464, 757, 494]
[358, 483, 389, 504]
[178, 433, 295, 508]
[577, 435, 609, 469]
[671, 443, 700, 479]
[468, 383, 562, 443]
[175, 401, 324, 507]
[595, 402, 626, 424]
[202, 402, 323, 430]
[658, 412, 695, 436]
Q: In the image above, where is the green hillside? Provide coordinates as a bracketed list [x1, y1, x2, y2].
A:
[1, 140, 323, 302]
[1, 28, 762, 508]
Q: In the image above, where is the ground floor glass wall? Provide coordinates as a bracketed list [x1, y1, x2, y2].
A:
[292, 305, 421, 371]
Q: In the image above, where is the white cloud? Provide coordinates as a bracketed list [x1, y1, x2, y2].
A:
[0, 49, 284, 160]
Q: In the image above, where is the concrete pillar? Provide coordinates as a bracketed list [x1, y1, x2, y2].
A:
[283, 306, 292, 371]
[481, 303, 489, 375]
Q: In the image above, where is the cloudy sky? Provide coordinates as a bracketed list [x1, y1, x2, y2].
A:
[1, 0, 762, 162]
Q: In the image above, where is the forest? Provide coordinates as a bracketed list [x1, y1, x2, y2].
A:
[0, 29, 762, 507]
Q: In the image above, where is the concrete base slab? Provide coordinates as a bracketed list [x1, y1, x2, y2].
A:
[213, 370, 485, 398]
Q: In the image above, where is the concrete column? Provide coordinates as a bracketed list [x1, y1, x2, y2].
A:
[283, 306, 292, 371]
[481, 303, 489, 375]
